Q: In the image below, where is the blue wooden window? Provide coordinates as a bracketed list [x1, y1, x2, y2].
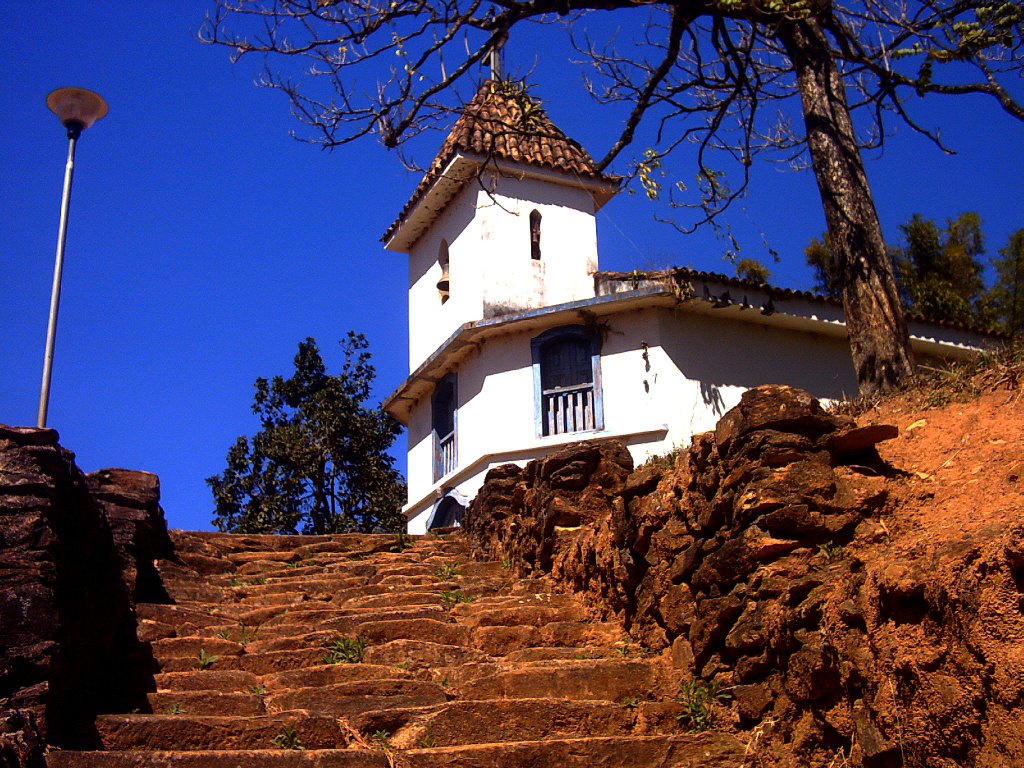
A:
[531, 326, 603, 437]
[431, 374, 457, 480]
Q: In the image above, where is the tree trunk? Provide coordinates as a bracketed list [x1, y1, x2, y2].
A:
[779, 17, 914, 395]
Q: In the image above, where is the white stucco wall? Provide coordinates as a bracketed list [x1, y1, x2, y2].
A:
[402, 304, 867, 532]
[476, 174, 599, 317]
[650, 308, 859, 456]
[407, 184, 482, 369]
[406, 171, 602, 371]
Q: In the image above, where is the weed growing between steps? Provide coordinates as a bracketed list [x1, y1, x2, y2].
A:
[390, 532, 413, 552]
[229, 576, 267, 587]
[434, 563, 459, 581]
[214, 621, 256, 645]
[438, 590, 474, 609]
[323, 635, 368, 664]
[676, 680, 730, 732]
[271, 725, 303, 750]
[196, 648, 218, 670]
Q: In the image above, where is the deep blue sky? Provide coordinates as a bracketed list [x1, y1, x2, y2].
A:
[3, 3, 1022, 531]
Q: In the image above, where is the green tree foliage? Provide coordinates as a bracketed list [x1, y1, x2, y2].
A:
[891, 213, 986, 325]
[990, 229, 1024, 335]
[804, 235, 843, 300]
[208, 333, 406, 534]
[735, 258, 771, 284]
[806, 213, 999, 325]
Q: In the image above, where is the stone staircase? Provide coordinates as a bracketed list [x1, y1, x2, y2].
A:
[47, 531, 742, 766]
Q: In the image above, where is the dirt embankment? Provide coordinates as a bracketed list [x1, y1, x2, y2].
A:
[464, 383, 1024, 767]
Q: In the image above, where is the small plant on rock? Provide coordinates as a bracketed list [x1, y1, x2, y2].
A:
[323, 635, 368, 664]
[197, 648, 218, 670]
[390, 532, 413, 552]
[271, 725, 303, 750]
[644, 444, 683, 470]
[676, 679, 729, 732]
[434, 563, 459, 581]
[438, 590, 474, 610]
[619, 695, 641, 710]
[237, 622, 256, 646]
[249, 683, 268, 695]
[371, 730, 393, 749]
[818, 540, 844, 561]
[162, 703, 182, 715]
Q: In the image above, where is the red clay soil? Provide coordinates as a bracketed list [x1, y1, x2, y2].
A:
[868, 387, 1023, 553]
[845, 387, 1024, 767]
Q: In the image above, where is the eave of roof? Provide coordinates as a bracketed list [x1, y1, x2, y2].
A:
[595, 267, 1010, 339]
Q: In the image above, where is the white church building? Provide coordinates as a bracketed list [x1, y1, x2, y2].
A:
[382, 80, 993, 534]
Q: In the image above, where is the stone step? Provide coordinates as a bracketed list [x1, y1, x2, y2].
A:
[407, 697, 643, 737]
[470, 620, 623, 655]
[399, 733, 745, 767]
[502, 646, 621, 663]
[240, 609, 445, 650]
[360, 639, 492, 668]
[260, 663, 416, 690]
[352, 697, 660, 747]
[147, 691, 267, 716]
[159, 584, 233, 603]
[95, 713, 348, 752]
[209, 576, 368, 595]
[154, 670, 260, 693]
[47, 748, 388, 767]
[49, 734, 744, 768]
[149, 636, 244, 659]
[155, 648, 323, 675]
[453, 603, 585, 628]
[264, 679, 447, 716]
[252, 604, 445, 631]
[169, 552, 235, 576]
[455, 592, 582, 609]
[455, 658, 670, 702]
[351, 618, 470, 647]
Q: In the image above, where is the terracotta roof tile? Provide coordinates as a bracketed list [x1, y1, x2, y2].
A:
[383, 80, 615, 244]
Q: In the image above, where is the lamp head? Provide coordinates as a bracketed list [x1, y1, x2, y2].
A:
[47, 87, 108, 138]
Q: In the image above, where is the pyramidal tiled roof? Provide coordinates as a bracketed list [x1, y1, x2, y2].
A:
[383, 80, 616, 244]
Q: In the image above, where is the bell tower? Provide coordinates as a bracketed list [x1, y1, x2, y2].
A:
[382, 79, 620, 370]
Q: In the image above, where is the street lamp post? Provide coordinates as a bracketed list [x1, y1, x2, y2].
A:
[38, 87, 108, 429]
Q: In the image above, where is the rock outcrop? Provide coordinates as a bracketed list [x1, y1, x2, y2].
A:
[0, 426, 168, 758]
[464, 385, 1024, 766]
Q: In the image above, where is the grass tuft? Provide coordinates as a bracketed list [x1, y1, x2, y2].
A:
[676, 678, 730, 732]
[323, 635, 368, 664]
[271, 725, 303, 750]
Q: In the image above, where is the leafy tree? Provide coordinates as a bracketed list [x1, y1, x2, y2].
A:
[208, 333, 406, 534]
[201, 1, 1024, 395]
[804, 235, 843, 300]
[807, 212, 1006, 327]
[891, 212, 986, 325]
[990, 228, 1024, 335]
[735, 258, 771, 283]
